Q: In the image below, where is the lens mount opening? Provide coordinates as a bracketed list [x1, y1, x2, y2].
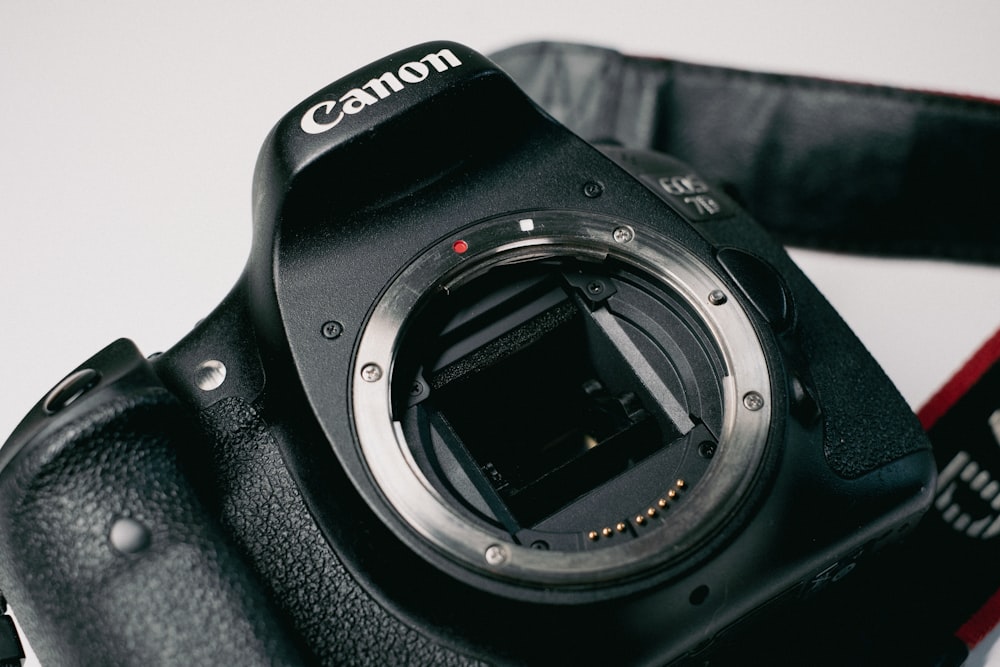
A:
[351, 212, 771, 590]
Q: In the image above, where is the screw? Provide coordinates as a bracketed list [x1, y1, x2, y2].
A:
[583, 181, 604, 198]
[194, 360, 226, 391]
[612, 226, 634, 244]
[587, 281, 604, 295]
[361, 364, 383, 382]
[485, 544, 507, 565]
[708, 290, 727, 306]
[410, 381, 424, 397]
[699, 442, 717, 459]
[321, 321, 343, 339]
[743, 391, 765, 411]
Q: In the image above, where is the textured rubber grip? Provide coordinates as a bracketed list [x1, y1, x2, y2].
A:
[0, 340, 306, 666]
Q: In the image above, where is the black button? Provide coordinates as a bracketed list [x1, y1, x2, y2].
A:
[790, 375, 822, 426]
[716, 249, 793, 332]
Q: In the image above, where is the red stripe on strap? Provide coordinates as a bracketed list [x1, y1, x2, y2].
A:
[957, 586, 1000, 648]
[918, 328, 1000, 430]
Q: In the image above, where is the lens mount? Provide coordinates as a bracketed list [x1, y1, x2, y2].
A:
[351, 211, 771, 591]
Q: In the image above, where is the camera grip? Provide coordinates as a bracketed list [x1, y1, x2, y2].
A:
[0, 340, 305, 666]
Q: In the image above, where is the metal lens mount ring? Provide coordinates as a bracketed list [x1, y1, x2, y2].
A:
[351, 211, 771, 589]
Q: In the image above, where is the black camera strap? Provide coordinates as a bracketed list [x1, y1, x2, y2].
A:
[921, 330, 1000, 649]
[491, 42, 1000, 264]
[0, 591, 25, 667]
[493, 42, 1000, 665]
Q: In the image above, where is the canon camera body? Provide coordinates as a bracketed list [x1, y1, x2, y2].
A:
[0, 42, 935, 666]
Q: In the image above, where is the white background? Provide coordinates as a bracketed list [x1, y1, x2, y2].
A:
[2, 2, 1000, 665]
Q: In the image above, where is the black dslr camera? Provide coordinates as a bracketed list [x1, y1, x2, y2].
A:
[0, 42, 935, 666]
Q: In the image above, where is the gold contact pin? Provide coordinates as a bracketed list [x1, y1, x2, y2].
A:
[602, 527, 613, 538]
[646, 508, 657, 518]
[677, 479, 687, 489]
[616, 522, 627, 533]
[588, 530, 599, 541]
[657, 498, 668, 509]
[635, 515, 646, 525]
[667, 489, 678, 499]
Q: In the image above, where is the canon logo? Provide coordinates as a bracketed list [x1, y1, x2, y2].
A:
[300, 48, 463, 135]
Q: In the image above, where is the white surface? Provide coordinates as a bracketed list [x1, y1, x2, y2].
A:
[2, 2, 1000, 665]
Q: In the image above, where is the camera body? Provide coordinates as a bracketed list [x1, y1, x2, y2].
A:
[0, 42, 934, 665]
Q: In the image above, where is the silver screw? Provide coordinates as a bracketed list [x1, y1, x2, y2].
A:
[612, 226, 635, 244]
[708, 290, 728, 306]
[743, 391, 765, 411]
[360, 364, 383, 382]
[194, 360, 227, 391]
[484, 544, 507, 566]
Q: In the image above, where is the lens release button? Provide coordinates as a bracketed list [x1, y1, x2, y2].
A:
[716, 249, 793, 332]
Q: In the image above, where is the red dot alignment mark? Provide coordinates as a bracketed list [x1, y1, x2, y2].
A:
[452, 239, 469, 254]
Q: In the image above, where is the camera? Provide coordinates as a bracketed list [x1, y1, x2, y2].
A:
[0, 42, 935, 665]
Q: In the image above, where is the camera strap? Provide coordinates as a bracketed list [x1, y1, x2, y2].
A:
[493, 42, 1000, 665]
[491, 42, 1000, 264]
[921, 329, 1000, 649]
[0, 591, 25, 667]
